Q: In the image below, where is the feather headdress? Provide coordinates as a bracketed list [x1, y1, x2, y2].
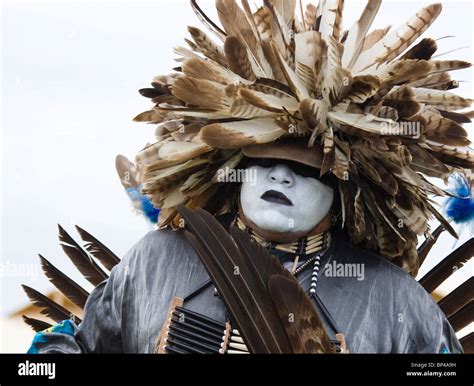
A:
[133, 0, 473, 275]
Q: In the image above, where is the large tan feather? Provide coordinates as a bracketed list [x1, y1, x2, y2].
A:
[374, 59, 434, 85]
[408, 71, 451, 89]
[182, 57, 235, 85]
[429, 60, 471, 74]
[172, 77, 231, 110]
[318, 0, 342, 42]
[199, 118, 286, 149]
[187, 26, 226, 66]
[412, 88, 472, 111]
[295, 31, 325, 78]
[329, 111, 394, 134]
[299, 98, 327, 146]
[323, 36, 352, 105]
[342, 0, 381, 69]
[271, 41, 310, 100]
[216, 0, 267, 77]
[157, 141, 212, 163]
[344, 75, 381, 103]
[360, 26, 390, 52]
[254, 6, 272, 40]
[421, 107, 469, 146]
[239, 87, 299, 113]
[229, 98, 275, 119]
[352, 3, 442, 73]
[304, 3, 318, 30]
[268, 0, 296, 28]
[224, 36, 257, 81]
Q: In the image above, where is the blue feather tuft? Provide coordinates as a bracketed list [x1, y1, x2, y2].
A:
[444, 173, 474, 225]
[125, 187, 160, 224]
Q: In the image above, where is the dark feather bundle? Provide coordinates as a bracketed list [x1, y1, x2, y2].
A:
[22, 316, 52, 332]
[418, 238, 473, 293]
[38, 254, 89, 308]
[58, 224, 108, 286]
[438, 278, 473, 318]
[448, 302, 473, 332]
[22, 226, 120, 331]
[460, 332, 473, 353]
[75, 225, 121, 271]
[178, 206, 332, 353]
[21, 285, 80, 324]
[417, 225, 445, 265]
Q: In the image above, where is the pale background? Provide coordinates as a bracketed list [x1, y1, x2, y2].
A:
[1, 0, 473, 352]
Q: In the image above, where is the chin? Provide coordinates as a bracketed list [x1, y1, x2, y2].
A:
[252, 209, 295, 233]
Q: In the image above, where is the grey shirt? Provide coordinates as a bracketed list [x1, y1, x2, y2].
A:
[33, 228, 463, 353]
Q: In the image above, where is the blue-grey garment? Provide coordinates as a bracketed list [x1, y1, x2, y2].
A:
[32, 228, 463, 353]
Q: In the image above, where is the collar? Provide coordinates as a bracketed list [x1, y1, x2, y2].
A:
[234, 215, 331, 261]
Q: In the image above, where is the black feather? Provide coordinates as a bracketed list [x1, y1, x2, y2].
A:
[21, 285, 81, 323]
[139, 88, 165, 99]
[460, 332, 474, 353]
[426, 203, 458, 239]
[401, 38, 437, 60]
[75, 225, 121, 271]
[38, 254, 89, 309]
[22, 315, 52, 332]
[448, 301, 473, 332]
[438, 277, 474, 318]
[438, 110, 472, 124]
[417, 225, 445, 266]
[419, 238, 473, 293]
[58, 224, 108, 286]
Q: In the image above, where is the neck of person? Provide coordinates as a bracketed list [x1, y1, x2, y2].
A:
[238, 205, 333, 243]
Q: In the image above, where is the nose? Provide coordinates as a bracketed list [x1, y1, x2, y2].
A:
[267, 164, 295, 188]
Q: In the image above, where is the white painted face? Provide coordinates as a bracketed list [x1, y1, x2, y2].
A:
[240, 161, 334, 234]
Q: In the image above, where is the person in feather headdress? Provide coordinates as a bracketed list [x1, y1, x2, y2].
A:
[25, 0, 472, 354]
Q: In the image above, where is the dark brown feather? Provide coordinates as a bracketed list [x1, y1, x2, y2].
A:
[179, 207, 331, 353]
[417, 225, 445, 265]
[438, 110, 472, 124]
[39, 254, 89, 309]
[268, 275, 332, 353]
[22, 315, 52, 332]
[426, 203, 458, 239]
[21, 285, 80, 323]
[460, 332, 474, 353]
[139, 88, 165, 99]
[438, 277, 473, 318]
[448, 301, 473, 332]
[196, 209, 292, 352]
[418, 238, 473, 293]
[180, 208, 275, 353]
[224, 36, 257, 81]
[75, 225, 121, 271]
[401, 38, 437, 60]
[58, 225, 108, 287]
[383, 99, 420, 119]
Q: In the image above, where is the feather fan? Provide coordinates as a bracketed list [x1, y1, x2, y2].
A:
[178, 206, 332, 353]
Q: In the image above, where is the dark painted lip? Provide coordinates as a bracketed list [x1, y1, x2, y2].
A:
[260, 190, 293, 206]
